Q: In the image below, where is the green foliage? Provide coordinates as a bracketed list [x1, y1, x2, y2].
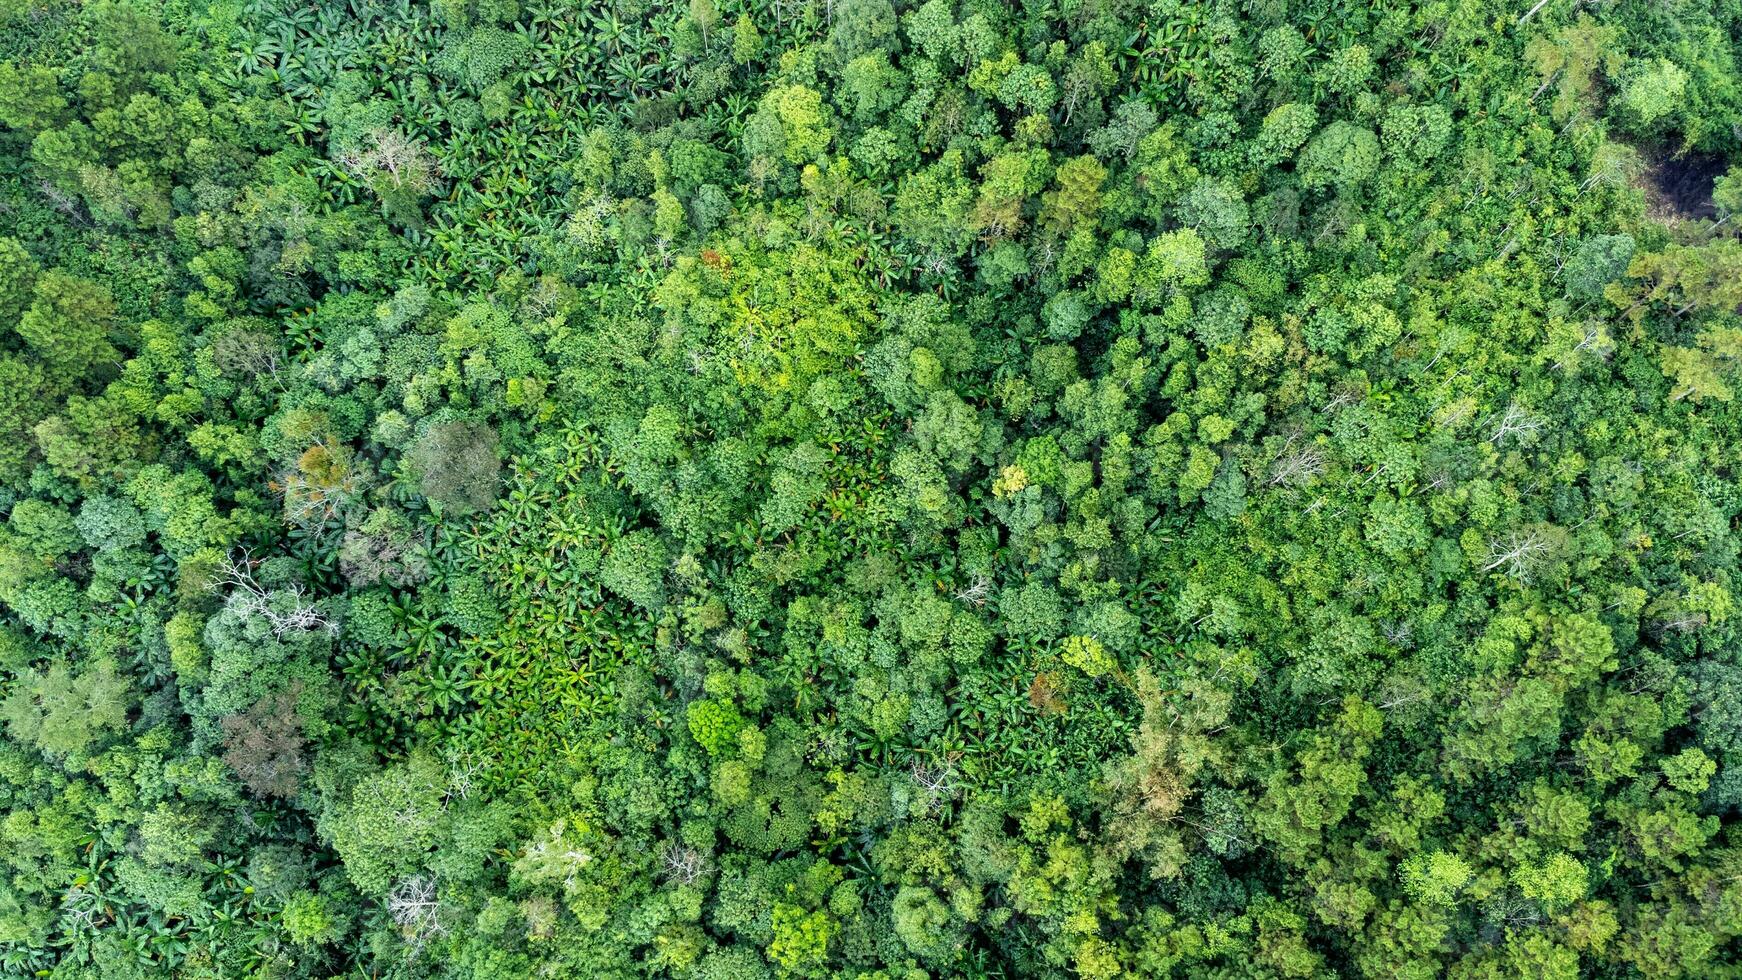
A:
[408, 419, 501, 514]
[1615, 58, 1690, 133]
[2, 0, 1742, 976]
[0, 656, 130, 757]
[601, 529, 669, 611]
[320, 751, 447, 896]
[688, 698, 747, 757]
[1298, 121, 1381, 192]
[16, 271, 119, 379]
[767, 902, 835, 975]
[1565, 234, 1636, 300]
[1254, 103, 1317, 166]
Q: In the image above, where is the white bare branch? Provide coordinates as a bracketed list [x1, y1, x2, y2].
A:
[213, 551, 339, 638]
[1269, 445, 1326, 487]
[1481, 530, 1551, 579]
[60, 885, 102, 932]
[953, 575, 993, 607]
[1487, 403, 1544, 447]
[661, 845, 709, 885]
[389, 875, 448, 952]
[1655, 613, 1708, 635]
[338, 128, 439, 191]
[910, 756, 960, 813]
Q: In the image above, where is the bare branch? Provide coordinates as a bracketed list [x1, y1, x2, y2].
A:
[213, 551, 339, 638]
[661, 845, 710, 886]
[910, 755, 961, 813]
[1269, 445, 1326, 487]
[389, 876, 448, 953]
[1487, 403, 1544, 447]
[338, 128, 439, 192]
[1481, 530, 1551, 580]
[953, 575, 993, 607]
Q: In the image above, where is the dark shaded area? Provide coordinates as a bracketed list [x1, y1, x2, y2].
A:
[1643, 151, 1729, 220]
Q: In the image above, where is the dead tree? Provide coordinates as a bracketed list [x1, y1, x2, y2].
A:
[213, 551, 339, 638]
[338, 128, 438, 191]
[1269, 445, 1326, 487]
[1488, 403, 1544, 447]
[1481, 530, 1551, 580]
[389, 876, 447, 953]
[661, 845, 710, 886]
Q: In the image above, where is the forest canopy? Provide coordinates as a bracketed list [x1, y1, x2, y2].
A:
[1, 0, 1741, 977]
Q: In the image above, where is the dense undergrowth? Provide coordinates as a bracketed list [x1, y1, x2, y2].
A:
[2, 0, 1742, 976]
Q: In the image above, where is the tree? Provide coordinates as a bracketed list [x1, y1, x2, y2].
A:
[827, 0, 896, 65]
[407, 420, 501, 514]
[1627, 242, 1742, 316]
[1713, 165, 1742, 225]
[1253, 103, 1316, 166]
[1059, 41, 1115, 126]
[1298, 122, 1380, 192]
[1135, 229, 1209, 303]
[221, 682, 307, 798]
[732, 13, 761, 65]
[767, 902, 835, 976]
[0, 236, 40, 322]
[1563, 235, 1634, 300]
[322, 752, 448, 896]
[1400, 850, 1473, 905]
[1614, 58, 1689, 133]
[337, 128, 439, 225]
[1524, 15, 1624, 122]
[1176, 178, 1249, 251]
[211, 551, 339, 639]
[89, 0, 179, 83]
[1480, 528, 1554, 578]
[1380, 105, 1451, 164]
[389, 875, 449, 952]
[0, 61, 68, 134]
[1254, 698, 1382, 864]
[338, 507, 430, 587]
[15, 270, 119, 379]
[1661, 328, 1742, 403]
[1315, 45, 1373, 95]
[0, 657, 130, 757]
[746, 84, 832, 167]
[1040, 154, 1106, 237]
[33, 391, 156, 488]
